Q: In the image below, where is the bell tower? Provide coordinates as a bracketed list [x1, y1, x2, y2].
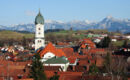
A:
[35, 10, 45, 50]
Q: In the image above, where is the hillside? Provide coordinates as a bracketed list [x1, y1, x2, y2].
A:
[0, 30, 34, 39]
[0, 29, 122, 41]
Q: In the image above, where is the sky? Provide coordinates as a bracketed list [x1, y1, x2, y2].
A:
[0, 0, 130, 26]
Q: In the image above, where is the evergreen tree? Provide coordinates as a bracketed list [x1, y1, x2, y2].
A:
[103, 52, 112, 73]
[122, 40, 128, 48]
[30, 52, 47, 80]
[22, 36, 27, 47]
[0, 40, 4, 47]
[88, 64, 99, 75]
[49, 72, 59, 80]
[99, 36, 111, 48]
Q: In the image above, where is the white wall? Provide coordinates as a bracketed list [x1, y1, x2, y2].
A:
[41, 52, 55, 62]
[35, 24, 45, 50]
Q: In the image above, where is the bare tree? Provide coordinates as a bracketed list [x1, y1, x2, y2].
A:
[113, 56, 128, 80]
[104, 53, 128, 80]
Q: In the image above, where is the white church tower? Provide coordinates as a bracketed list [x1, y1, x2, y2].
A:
[35, 11, 45, 50]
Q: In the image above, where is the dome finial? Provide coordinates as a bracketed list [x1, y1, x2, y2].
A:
[39, 8, 40, 13]
[38, 8, 41, 16]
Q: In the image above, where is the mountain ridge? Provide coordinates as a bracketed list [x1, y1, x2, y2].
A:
[0, 16, 130, 33]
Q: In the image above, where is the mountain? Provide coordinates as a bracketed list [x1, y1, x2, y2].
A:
[96, 16, 130, 33]
[0, 16, 130, 33]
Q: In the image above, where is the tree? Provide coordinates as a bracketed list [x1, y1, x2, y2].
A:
[88, 64, 99, 75]
[49, 72, 59, 80]
[30, 52, 47, 80]
[99, 36, 111, 48]
[103, 52, 114, 80]
[122, 39, 128, 48]
[108, 42, 118, 51]
[0, 40, 4, 47]
[112, 56, 128, 80]
[104, 53, 112, 72]
[103, 53, 128, 80]
[22, 36, 27, 47]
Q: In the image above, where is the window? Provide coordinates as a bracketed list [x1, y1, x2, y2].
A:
[38, 40, 42, 43]
[38, 32, 41, 34]
[38, 28, 41, 30]
[17, 75, 22, 79]
[48, 56, 51, 58]
[88, 60, 91, 64]
[40, 40, 41, 43]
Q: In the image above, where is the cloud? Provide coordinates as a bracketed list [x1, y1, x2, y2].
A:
[25, 10, 36, 16]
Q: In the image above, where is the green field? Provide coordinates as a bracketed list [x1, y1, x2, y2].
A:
[0, 30, 122, 40]
[112, 40, 130, 47]
[0, 30, 34, 39]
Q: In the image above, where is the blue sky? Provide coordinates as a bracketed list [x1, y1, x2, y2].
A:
[0, 0, 130, 25]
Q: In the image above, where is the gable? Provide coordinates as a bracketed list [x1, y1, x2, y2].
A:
[43, 52, 55, 59]
[40, 42, 66, 57]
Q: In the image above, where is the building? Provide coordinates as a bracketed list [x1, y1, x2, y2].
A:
[39, 42, 71, 71]
[40, 42, 66, 62]
[35, 10, 45, 50]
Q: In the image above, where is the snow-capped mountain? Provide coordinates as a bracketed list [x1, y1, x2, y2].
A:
[0, 16, 130, 33]
[96, 16, 130, 33]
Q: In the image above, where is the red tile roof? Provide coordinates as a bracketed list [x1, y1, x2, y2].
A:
[57, 42, 69, 46]
[62, 48, 74, 57]
[44, 66, 62, 71]
[96, 56, 104, 67]
[58, 72, 82, 80]
[68, 57, 77, 64]
[18, 78, 34, 80]
[40, 42, 66, 57]
[81, 48, 106, 55]
[58, 71, 82, 76]
[45, 71, 55, 78]
[45, 71, 83, 80]
[80, 38, 96, 49]
[59, 75, 81, 80]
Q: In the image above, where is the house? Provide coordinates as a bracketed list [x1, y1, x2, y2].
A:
[125, 35, 130, 40]
[40, 42, 66, 62]
[93, 38, 101, 43]
[44, 56, 69, 71]
[111, 38, 117, 42]
[79, 39, 96, 49]
[39, 42, 78, 72]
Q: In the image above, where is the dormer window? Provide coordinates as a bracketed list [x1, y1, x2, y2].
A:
[17, 75, 23, 79]
[88, 60, 91, 64]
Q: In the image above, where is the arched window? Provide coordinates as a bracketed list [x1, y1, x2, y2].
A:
[38, 28, 41, 30]
[40, 40, 41, 43]
[38, 40, 42, 43]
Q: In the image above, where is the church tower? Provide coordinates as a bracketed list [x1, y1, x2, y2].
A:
[35, 11, 45, 50]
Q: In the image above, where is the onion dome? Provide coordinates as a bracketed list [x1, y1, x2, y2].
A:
[35, 11, 44, 25]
